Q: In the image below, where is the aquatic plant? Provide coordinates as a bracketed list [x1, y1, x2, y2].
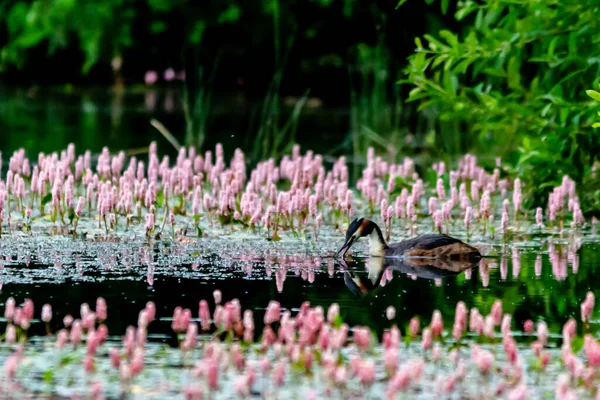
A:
[0, 292, 598, 398]
[400, 0, 600, 210]
[0, 143, 590, 243]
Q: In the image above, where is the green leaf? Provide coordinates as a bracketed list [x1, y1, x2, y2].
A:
[507, 56, 521, 90]
[43, 369, 54, 383]
[7, 2, 28, 35]
[586, 90, 600, 102]
[548, 37, 559, 57]
[571, 336, 584, 353]
[151, 21, 167, 33]
[396, 0, 408, 8]
[41, 193, 52, 206]
[441, 0, 449, 14]
[197, 226, 203, 238]
[455, 1, 478, 21]
[217, 5, 241, 24]
[58, 354, 75, 366]
[592, 123, 600, 128]
[189, 20, 205, 45]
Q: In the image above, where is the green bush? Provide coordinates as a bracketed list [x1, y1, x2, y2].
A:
[399, 0, 600, 210]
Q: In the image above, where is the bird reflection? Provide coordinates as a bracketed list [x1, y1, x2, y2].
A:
[338, 255, 480, 296]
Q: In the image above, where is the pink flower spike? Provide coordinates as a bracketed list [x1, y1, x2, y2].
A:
[353, 327, 371, 350]
[430, 310, 443, 338]
[581, 291, 595, 323]
[213, 290, 222, 305]
[386, 306, 396, 320]
[523, 320, 534, 334]
[327, 303, 340, 324]
[409, 317, 420, 337]
[537, 321, 548, 345]
[41, 304, 52, 323]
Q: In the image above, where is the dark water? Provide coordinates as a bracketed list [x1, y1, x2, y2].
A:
[0, 236, 597, 342]
[0, 85, 350, 160]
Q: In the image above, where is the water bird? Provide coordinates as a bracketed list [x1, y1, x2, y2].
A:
[336, 218, 481, 260]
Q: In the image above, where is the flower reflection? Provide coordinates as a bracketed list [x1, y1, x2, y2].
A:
[479, 258, 490, 287]
[535, 254, 542, 276]
[512, 247, 521, 278]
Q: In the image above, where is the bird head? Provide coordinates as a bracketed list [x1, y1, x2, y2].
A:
[335, 218, 376, 257]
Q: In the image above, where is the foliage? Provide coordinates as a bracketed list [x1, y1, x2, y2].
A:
[399, 0, 600, 209]
[1, 0, 136, 73]
[348, 39, 405, 167]
[0, 0, 242, 73]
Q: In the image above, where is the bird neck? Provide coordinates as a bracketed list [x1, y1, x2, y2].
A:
[367, 224, 388, 257]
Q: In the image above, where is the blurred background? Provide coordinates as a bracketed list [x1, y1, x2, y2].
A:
[1, 0, 599, 211]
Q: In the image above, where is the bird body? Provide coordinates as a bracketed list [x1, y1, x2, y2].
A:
[336, 218, 481, 261]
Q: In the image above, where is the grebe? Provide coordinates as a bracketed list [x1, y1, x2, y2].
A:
[336, 218, 481, 260]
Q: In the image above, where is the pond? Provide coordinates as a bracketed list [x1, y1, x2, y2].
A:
[0, 85, 351, 160]
[0, 90, 598, 398]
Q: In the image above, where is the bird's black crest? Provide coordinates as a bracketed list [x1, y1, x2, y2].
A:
[346, 218, 364, 239]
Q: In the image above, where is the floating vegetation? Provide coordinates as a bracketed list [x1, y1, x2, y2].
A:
[0, 293, 599, 399]
[0, 144, 594, 243]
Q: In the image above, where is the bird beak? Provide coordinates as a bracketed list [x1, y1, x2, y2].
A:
[336, 236, 356, 257]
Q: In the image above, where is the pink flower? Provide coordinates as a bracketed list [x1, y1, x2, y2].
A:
[4, 355, 18, 380]
[581, 291, 595, 323]
[41, 304, 52, 323]
[537, 321, 548, 345]
[428, 197, 438, 215]
[206, 358, 219, 389]
[430, 310, 443, 338]
[4, 297, 15, 321]
[409, 317, 420, 337]
[436, 179, 445, 201]
[433, 210, 443, 233]
[491, 300, 502, 325]
[464, 206, 472, 228]
[357, 359, 375, 385]
[5, 325, 16, 343]
[55, 330, 68, 348]
[508, 384, 527, 400]
[562, 319, 577, 345]
[264, 301, 281, 325]
[353, 327, 371, 350]
[96, 297, 107, 321]
[523, 319, 534, 334]
[23, 299, 34, 320]
[501, 211, 509, 231]
[213, 290, 222, 305]
[145, 302, 156, 322]
[384, 347, 398, 374]
[386, 306, 396, 320]
[83, 354, 95, 373]
[501, 314, 512, 337]
[63, 314, 73, 328]
[584, 334, 600, 367]
[110, 348, 121, 368]
[272, 361, 286, 386]
[145, 71, 158, 85]
[388, 361, 417, 394]
[144, 212, 155, 232]
[473, 346, 493, 374]
[163, 68, 176, 81]
[421, 327, 432, 350]
[327, 303, 340, 324]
